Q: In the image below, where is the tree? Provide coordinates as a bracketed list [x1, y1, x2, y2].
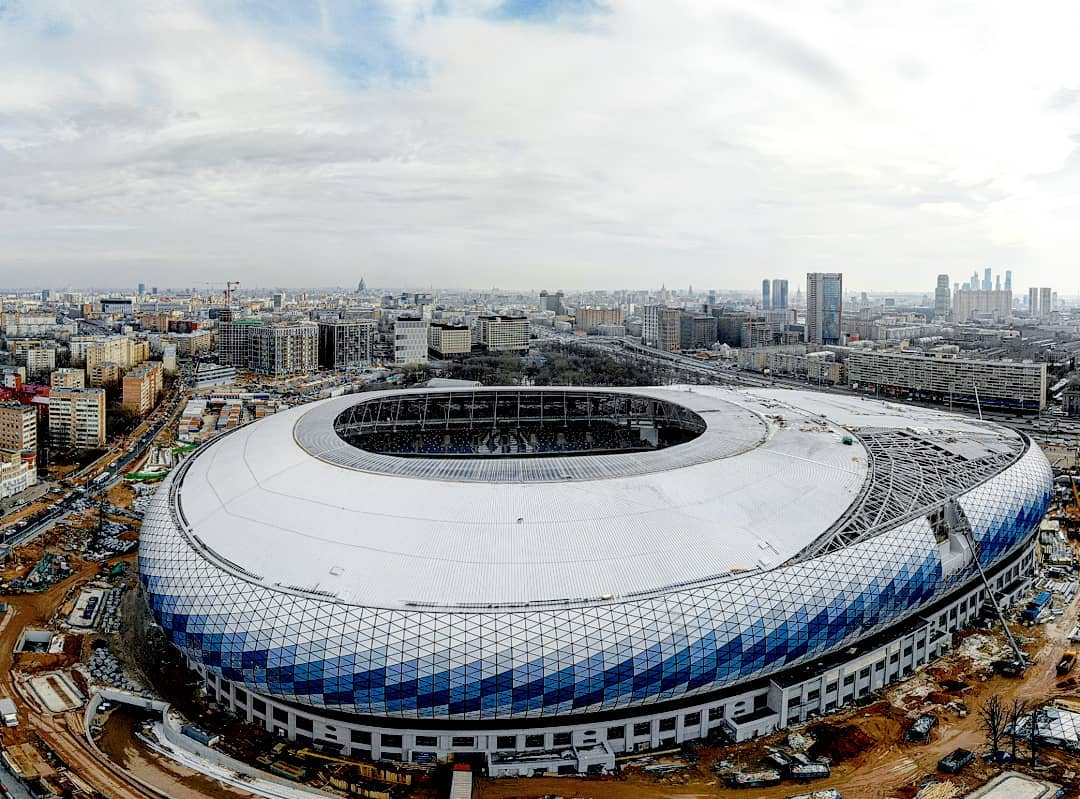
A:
[1007, 698, 1027, 762]
[980, 695, 1006, 759]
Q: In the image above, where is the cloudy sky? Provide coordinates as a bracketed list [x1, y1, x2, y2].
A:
[2, 0, 1080, 293]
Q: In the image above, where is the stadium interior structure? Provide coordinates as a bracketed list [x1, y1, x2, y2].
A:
[139, 386, 1052, 773]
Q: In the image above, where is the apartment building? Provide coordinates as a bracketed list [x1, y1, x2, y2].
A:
[89, 362, 122, 388]
[428, 322, 473, 357]
[0, 403, 37, 454]
[25, 347, 56, 377]
[49, 388, 107, 449]
[77, 335, 151, 370]
[317, 319, 377, 370]
[249, 322, 319, 376]
[575, 307, 622, 332]
[642, 306, 681, 352]
[845, 349, 1047, 411]
[50, 367, 86, 389]
[122, 361, 164, 415]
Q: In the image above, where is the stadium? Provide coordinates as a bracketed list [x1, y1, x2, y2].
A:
[139, 385, 1051, 772]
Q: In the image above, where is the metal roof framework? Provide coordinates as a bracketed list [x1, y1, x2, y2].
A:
[799, 427, 1025, 559]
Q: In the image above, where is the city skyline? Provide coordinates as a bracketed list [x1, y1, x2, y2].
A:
[3, 2, 1080, 289]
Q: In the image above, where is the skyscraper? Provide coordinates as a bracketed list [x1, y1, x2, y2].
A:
[761, 279, 771, 310]
[805, 273, 843, 345]
[1004, 270, 1012, 291]
[772, 279, 789, 310]
[982, 268, 992, 291]
[1039, 287, 1052, 319]
[934, 274, 950, 319]
[1028, 287, 1040, 317]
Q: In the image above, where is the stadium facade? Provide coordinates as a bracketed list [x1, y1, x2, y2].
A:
[139, 386, 1051, 768]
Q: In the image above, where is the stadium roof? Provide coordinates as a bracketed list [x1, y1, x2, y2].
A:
[172, 386, 1023, 610]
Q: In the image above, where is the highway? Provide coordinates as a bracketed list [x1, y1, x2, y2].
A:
[533, 325, 1080, 441]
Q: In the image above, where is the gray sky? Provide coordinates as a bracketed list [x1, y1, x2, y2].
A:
[2, 1, 1079, 293]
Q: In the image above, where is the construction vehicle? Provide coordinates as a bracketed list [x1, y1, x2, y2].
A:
[1057, 650, 1077, 676]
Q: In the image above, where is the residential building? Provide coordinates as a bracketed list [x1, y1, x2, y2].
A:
[170, 330, 214, 356]
[317, 319, 377, 370]
[216, 319, 260, 368]
[249, 322, 319, 376]
[845, 349, 1047, 411]
[679, 312, 717, 350]
[476, 315, 530, 353]
[50, 368, 86, 389]
[539, 290, 565, 316]
[642, 305, 681, 352]
[575, 307, 623, 332]
[951, 289, 1012, 322]
[88, 362, 122, 388]
[934, 274, 950, 319]
[428, 322, 473, 357]
[741, 319, 772, 349]
[1039, 287, 1052, 319]
[25, 347, 56, 377]
[80, 335, 150, 370]
[393, 318, 430, 365]
[122, 361, 164, 415]
[0, 451, 36, 501]
[806, 273, 843, 345]
[0, 403, 37, 454]
[772, 279, 789, 310]
[49, 388, 106, 449]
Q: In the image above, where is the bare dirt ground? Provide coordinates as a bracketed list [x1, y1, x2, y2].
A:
[477, 585, 1080, 799]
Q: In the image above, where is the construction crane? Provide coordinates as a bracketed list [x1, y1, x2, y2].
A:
[202, 280, 241, 308]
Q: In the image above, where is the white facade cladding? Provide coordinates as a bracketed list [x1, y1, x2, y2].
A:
[138, 387, 1052, 761]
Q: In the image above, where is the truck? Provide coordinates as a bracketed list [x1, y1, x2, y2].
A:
[1057, 650, 1077, 676]
[0, 697, 18, 727]
[789, 762, 831, 780]
[727, 769, 782, 789]
[937, 748, 974, 774]
[1021, 591, 1053, 625]
[905, 714, 938, 743]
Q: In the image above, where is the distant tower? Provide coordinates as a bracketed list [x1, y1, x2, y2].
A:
[1004, 270, 1012, 291]
[982, 267, 992, 291]
[772, 279, 789, 310]
[137, 282, 146, 296]
[934, 274, 950, 319]
[805, 272, 843, 345]
[761, 279, 771, 310]
[357, 278, 366, 293]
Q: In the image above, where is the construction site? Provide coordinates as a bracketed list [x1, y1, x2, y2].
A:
[0, 388, 1077, 799]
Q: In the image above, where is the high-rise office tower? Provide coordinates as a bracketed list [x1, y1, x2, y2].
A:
[1028, 287, 1040, 317]
[137, 282, 146, 296]
[934, 274, 950, 319]
[772, 279, 789, 310]
[982, 268, 992, 291]
[1039, 287, 1052, 319]
[995, 275, 1001, 291]
[805, 272, 843, 345]
[1004, 270, 1012, 291]
[761, 279, 771, 310]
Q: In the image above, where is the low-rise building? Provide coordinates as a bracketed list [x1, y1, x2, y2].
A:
[428, 322, 472, 357]
[49, 388, 106, 449]
[0, 450, 36, 501]
[476, 315, 530, 353]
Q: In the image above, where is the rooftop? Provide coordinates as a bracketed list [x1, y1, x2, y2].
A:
[171, 386, 1023, 611]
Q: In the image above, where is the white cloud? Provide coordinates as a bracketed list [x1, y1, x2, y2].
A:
[1, 0, 1079, 292]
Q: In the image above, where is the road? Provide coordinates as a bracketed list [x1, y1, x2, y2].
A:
[1, 379, 190, 551]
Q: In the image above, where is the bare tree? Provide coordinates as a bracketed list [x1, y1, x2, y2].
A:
[1007, 698, 1028, 762]
[980, 695, 1006, 759]
[1028, 706, 1042, 767]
